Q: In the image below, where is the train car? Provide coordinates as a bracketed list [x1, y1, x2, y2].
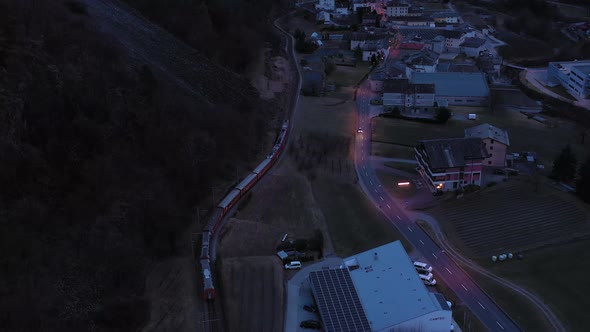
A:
[200, 230, 211, 259]
[200, 258, 217, 300]
[207, 207, 224, 235]
[253, 158, 272, 176]
[235, 173, 257, 195]
[219, 189, 241, 211]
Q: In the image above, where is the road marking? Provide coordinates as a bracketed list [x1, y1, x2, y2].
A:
[419, 240, 424, 245]
[407, 226, 413, 232]
[496, 321, 504, 330]
[363, 166, 366, 170]
[386, 204, 391, 209]
[365, 172, 368, 176]
[432, 253, 438, 259]
[369, 180, 373, 185]
[445, 268, 452, 275]
[374, 189, 378, 193]
[461, 284, 468, 291]
[396, 215, 401, 220]
[478, 302, 486, 310]
[380, 196, 384, 201]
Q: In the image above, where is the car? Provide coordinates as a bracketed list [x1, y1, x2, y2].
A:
[300, 320, 321, 329]
[284, 261, 302, 270]
[303, 305, 318, 313]
[357, 127, 363, 133]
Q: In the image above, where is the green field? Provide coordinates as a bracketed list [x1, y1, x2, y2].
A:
[312, 178, 413, 257]
[372, 107, 590, 165]
[327, 63, 371, 87]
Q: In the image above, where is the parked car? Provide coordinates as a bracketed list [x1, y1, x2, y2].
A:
[357, 127, 363, 133]
[303, 305, 318, 313]
[300, 320, 321, 329]
[284, 261, 302, 270]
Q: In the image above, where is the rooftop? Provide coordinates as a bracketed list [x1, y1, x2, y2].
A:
[431, 11, 460, 18]
[464, 123, 510, 146]
[550, 60, 590, 76]
[399, 42, 425, 50]
[460, 37, 486, 48]
[418, 137, 488, 169]
[410, 72, 489, 97]
[405, 49, 439, 67]
[344, 241, 446, 330]
[383, 79, 435, 94]
[574, 65, 590, 76]
[437, 62, 480, 73]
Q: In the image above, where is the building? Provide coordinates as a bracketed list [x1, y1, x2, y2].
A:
[403, 49, 439, 77]
[382, 79, 435, 111]
[547, 60, 590, 98]
[460, 37, 487, 58]
[439, 29, 466, 52]
[368, 64, 406, 92]
[410, 72, 490, 106]
[334, 6, 350, 16]
[316, 0, 335, 11]
[431, 11, 460, 24]
[309, 241, 453, 332]
[415, 137, 487, 191]
[431, 35, 445, 54]
[386, 2, 409, 17]
[350, 33, 390, 50]
[464, 124, 510, 167]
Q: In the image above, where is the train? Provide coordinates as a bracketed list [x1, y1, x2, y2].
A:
[199, 120, 290, 300]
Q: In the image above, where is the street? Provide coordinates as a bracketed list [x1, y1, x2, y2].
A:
[353, 82, 521, 332]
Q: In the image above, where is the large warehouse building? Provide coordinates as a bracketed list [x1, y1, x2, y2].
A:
[309, 241, 452, 332]
[410, 72, 490, 106]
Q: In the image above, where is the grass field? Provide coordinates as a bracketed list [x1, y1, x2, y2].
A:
[479, 238, 590, 332]
[384, 161, 419, 174]
[371, 107, 590, 165]
[327, 63, 371, 88]
[312, 178, 413, 257]
[372, 142, 416, 159]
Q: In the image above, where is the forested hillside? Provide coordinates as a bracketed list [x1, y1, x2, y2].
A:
[0, 0, 285, 330]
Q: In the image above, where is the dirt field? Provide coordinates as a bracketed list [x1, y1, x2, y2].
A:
[430, 178, 590, 257]
[372, 106, 590, 165]
[220, 256, 283, 332]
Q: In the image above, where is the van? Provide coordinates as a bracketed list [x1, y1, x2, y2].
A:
[413, 261, 432, 273]
[420, 274, 437, 286]
[284, 261, 302, 270]
[418, 272, 434, 281]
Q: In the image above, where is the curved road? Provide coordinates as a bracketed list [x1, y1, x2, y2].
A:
[354, 82, 521, 332]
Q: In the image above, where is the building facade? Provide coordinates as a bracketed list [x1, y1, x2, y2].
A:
[315, 0, 335, 11]
[410, 72, 490, 106]
[386, 3, 409, 17]
[382, 79, 435, 111]
[415, 138, 487, 191]
[464, 124, 510, 167]
[547, 60, 590, 98]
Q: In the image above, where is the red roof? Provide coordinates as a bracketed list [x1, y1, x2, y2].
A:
[399, 43, 425, 50]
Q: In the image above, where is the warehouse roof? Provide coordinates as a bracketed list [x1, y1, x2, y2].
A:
[410, 72, 489, 97]
[465, 123, 510, 146]
[344, 241, 446, 330]
[417, 137, 488, 169]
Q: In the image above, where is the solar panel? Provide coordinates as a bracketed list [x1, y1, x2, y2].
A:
[309, 269, 372, 332]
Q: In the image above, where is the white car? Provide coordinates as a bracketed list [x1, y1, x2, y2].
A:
[357, 127, 363, 133]
[284, 261, 302, 270]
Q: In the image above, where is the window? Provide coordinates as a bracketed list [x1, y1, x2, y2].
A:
[488, 161, 492, 165]
[490, 139, 494, 144]
[490, 146, 494, 150]
[489, 153, 493, 157]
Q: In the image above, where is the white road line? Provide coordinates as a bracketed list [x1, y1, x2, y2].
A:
[363, 166, 366, 170]
[461, 284, 468, 291]
[478, 302, 486, 310]
[407, 226, 413, 232]
[396, 215, 401, 220]
[432, 253, 438, 259]
[419, 240, 424, 245]
[374, 189, 378, 193]
[380, 196, 384, 201]
[496, 321, 504, 330]
[369, 180, 373, 185]
[365, 172, 368, 176]
[445, 268, 452, 275]
[386, 204, 391, 209]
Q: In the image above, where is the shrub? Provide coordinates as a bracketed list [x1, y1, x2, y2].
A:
[487, 181, 497, 187]
[435, 107, 452, 123]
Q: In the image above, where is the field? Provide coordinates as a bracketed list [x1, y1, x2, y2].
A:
[480, 238, 590, 332]
[430, 179, 590, 257]
[220, 256, 283, 332]
[372, 142, 416, 159]
[327, 63, 371, 88]
[371, 106, 590, 165]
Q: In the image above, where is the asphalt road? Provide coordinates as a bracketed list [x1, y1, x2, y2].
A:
[354, 82, 521, 332]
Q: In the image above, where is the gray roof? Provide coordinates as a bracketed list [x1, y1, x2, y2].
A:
[405, 49, 439, 67]
[439, 29, 465, 39]
[437, 62, 480, 73]
[370, 64, 406, 80]
[460, 37, 486, 48]
[464, 123, 510, 146]
[410, 72, 489, 97]
[417, 137, 488, 169]
[344, 241, 446, 330]
[383, 79, 435, 94]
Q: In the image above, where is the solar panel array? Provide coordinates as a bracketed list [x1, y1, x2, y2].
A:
[309, 269, 372, 332]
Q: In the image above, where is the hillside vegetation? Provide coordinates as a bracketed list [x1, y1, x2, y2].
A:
[0, 0, 283, 330]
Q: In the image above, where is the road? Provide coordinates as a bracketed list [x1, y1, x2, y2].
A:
[354, 83, 521, 332]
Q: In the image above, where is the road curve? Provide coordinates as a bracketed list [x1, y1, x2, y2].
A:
[353, 81, 522, 332]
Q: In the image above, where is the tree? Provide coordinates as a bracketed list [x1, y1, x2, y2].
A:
[435, 107, 452, 123]
[576, 156, 590, 202]
[551, 144, 577, 182]
[354, 45, 362, 61]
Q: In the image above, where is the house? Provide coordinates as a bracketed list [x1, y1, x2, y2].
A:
[432, 12, 461, 24]
[464, 124, 510, 167]
[386, 2, 409, 17]
[410, 72, 490, 106]
[334, 6, 350, 16]
[388, 15, 434, 27]
[460, 37, 487, 58]
[407, 6, 423, 17]
[316, 11, 331, 24]
[439, 29, 466, 52]
[369, 63, 406, 92]
[362, 13, 380, 27]
[361, 39, 389, 62]
[430, 35, 445, 54]
[415, 138, 487, 192]
[382, 79, 435, 111]
[315, 0, 335, 11]
[350, 32, 390, 51]
[547, 60, 590, 99]
[403, 49, 439, 77]
[436, 62, 480, 73]
[399, 42, 425, 51]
